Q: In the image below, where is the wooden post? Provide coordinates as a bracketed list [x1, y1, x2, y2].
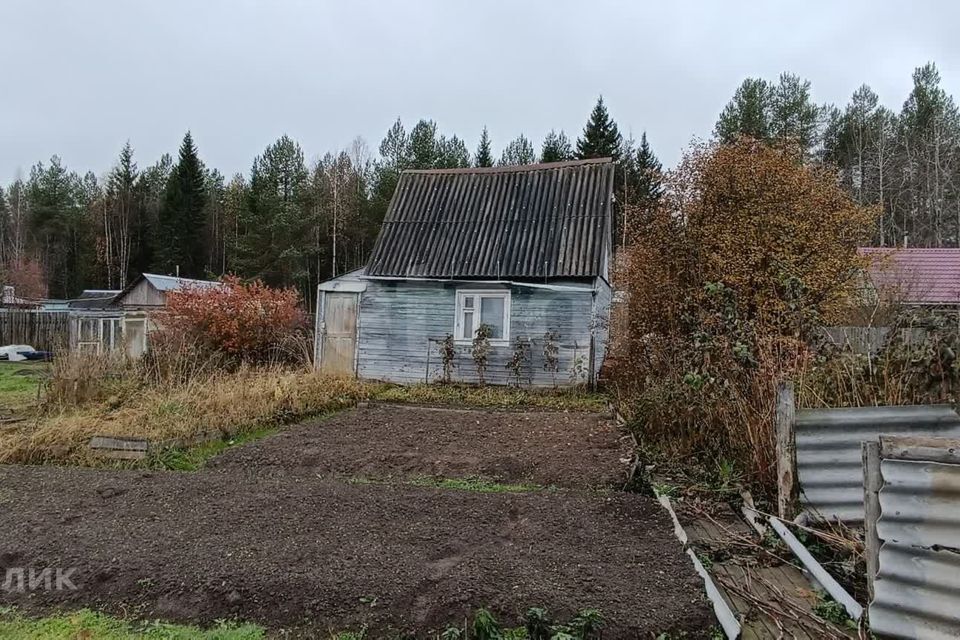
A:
[862, 440, 882, 603]
[775, 381, 798, 520]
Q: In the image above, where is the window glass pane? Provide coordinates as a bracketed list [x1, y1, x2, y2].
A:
[80, 318, 98, 341]
[461, 311, 474, 339]
[463, 296, 474, 309]
[480, 297, 505, 339]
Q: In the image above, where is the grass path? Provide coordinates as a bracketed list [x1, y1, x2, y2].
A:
[0, 362, 47, 414]
[0, 607, 263, 640]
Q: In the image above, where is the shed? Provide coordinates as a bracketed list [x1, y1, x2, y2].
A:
[111, 273, 222, 357]
[315, 158, 615, 387]
[113, 273, 223, 310]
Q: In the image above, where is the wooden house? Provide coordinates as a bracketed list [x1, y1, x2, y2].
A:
[315, 158, 615, 387]
[110, 273, 222, 357]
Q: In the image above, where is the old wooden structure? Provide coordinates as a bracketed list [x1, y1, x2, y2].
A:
[315, 159, 615, 387]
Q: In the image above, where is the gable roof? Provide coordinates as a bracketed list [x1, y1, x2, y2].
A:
[365, 158, 614, 280]
[859, 247, 960, 304]
[112, 273, 223, 305]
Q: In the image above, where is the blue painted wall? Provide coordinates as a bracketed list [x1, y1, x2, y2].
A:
[355, 279, 609, 387]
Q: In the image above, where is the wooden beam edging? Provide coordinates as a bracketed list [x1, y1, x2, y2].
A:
[879, 434, 960, 464]
[768, 515, 864, 621]
[656, 493, 742, 639]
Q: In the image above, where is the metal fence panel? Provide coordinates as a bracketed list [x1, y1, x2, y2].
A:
[795, 405, 960, 521]
[870, 457, 960, 639]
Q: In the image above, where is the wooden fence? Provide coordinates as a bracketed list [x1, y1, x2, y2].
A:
[822, 326, 927, 355]
[0, 309, 70, 351]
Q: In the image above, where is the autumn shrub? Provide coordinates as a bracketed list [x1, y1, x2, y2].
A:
[610, 138, 875, 492]
[160, 275, 308, 365]
[800, 307, 960, 407]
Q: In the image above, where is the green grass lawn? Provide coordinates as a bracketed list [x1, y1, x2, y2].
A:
[0, 362, 47, 413]
[0, 607, 264, 640]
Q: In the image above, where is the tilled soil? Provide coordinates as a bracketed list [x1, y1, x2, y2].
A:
[0, 406, 713, 638]
[209, 403, 634, 489]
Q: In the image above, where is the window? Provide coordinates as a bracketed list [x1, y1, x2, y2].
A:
[455, 290, 510, 343]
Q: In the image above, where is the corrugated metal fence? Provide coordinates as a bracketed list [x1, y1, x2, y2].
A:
[795, 404, 960, 522]
[0, 309, 69, 351]
[864, 436, 960, 640]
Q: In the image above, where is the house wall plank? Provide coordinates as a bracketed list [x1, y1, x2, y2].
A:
[356, 280, 601, 387]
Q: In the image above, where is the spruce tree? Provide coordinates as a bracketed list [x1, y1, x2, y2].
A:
[632, 132, 664, 206]
[540, 130, 574, 163]
[576, 96, 622, 160]
[475, 127, 493, 167]
[154, 132, 207, 278]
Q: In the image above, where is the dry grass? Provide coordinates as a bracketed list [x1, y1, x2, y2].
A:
[0, 352, 367, 465]
[1, 350, 606, 466]
[371, 382, 610, 413]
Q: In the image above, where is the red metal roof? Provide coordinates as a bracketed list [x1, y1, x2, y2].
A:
[859, 248, 960, 304]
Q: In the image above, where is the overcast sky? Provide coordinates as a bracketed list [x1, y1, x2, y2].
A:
[3, 0, 960, 184]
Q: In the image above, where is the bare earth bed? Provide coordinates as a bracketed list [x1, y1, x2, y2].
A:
[209, 403, 633, 489]
[0, 405, 712, 638]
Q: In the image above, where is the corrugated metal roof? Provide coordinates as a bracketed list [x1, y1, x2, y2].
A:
[860, 247, 960, 305]
[365, 158, 614, 280]
[142, 273, 222, 292]
[111, 273, 223, 306]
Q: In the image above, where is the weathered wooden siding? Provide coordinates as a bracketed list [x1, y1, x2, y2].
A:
[119, 280, 165, 308]
[356, 280, 602, 387]
[0, 309, 69, 351]
[592, 277, 612, 380]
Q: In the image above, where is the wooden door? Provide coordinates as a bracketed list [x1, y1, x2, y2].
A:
[320, 292, 359, 375]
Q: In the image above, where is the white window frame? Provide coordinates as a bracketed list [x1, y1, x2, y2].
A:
[454, 289, 511, 345]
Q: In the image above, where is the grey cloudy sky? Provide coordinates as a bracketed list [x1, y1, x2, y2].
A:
[3, 0, 959, 183]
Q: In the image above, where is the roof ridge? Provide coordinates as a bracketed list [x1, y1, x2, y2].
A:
[402, 157, 613, 176]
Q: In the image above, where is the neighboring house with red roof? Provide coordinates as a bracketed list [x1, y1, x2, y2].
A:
[858, 248, 960, 306]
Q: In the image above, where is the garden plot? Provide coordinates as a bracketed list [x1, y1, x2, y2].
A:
[0, 405, 713, 638]
[209, 403, 634, 489]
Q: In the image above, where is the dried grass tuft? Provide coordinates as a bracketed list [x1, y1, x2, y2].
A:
[0, 348, 367, 465]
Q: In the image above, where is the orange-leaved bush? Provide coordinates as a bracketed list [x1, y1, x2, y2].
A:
[610, 138, 876, 492]
[162, 276, 307, 362]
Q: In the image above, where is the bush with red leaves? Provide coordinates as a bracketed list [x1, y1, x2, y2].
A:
[162, 276, 308, 363]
